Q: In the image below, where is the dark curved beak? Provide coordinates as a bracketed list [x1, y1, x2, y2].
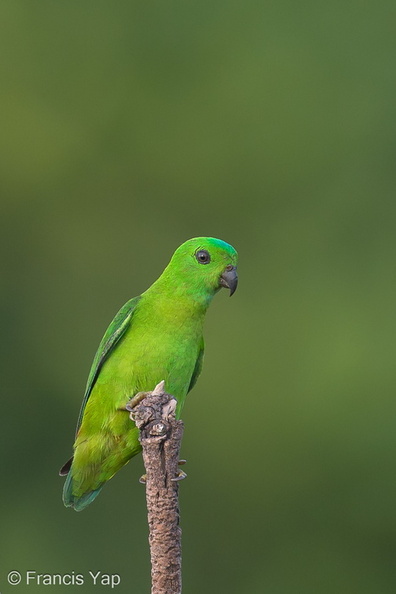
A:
[219, 266, 238, 296]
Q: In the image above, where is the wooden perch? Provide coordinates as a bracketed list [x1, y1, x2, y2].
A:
[127, 381, 184, 594]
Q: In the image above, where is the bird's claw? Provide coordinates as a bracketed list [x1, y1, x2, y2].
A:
[171, 470, 187, 482]
[125, 392, 149, 411]
[140, 469, 187, 483]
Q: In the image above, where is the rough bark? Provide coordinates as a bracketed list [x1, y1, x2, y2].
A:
[127, 381, 184, 594]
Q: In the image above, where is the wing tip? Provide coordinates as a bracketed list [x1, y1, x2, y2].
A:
[59, 456, 73, 476]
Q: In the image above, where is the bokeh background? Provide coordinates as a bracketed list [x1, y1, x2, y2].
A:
[1, 1, 396, 593]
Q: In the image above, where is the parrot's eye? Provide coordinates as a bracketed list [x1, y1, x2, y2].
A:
[195, 249, 211, 264]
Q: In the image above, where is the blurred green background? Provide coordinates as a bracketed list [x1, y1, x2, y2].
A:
[1, 1, 396, 593]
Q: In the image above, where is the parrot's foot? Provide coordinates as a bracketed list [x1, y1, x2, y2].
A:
[171, 470, 187, 482]
[178, 459, 187, 466]
[125, 391, 149, 411]
[139, 470, 187, 484]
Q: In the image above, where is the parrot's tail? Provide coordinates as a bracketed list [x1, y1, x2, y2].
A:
[62, 470, 103, 512]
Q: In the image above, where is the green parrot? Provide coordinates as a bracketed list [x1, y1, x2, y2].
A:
[60, 237, 238, 511]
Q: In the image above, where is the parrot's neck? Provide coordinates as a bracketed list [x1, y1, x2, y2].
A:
[143, 274, 216, 320]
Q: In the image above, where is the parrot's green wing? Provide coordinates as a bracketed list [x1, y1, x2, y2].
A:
[60, 296, 142, 496]
[76, 296, 141, 434]
[60, 296, 141, 476]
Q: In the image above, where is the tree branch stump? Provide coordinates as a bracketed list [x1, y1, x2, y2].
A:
[126, 381, 184, 594]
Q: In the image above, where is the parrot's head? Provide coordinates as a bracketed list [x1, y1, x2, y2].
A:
[165, 237, 238, 302]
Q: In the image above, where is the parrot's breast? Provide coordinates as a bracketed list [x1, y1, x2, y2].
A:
[95, 305, 203, 409]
